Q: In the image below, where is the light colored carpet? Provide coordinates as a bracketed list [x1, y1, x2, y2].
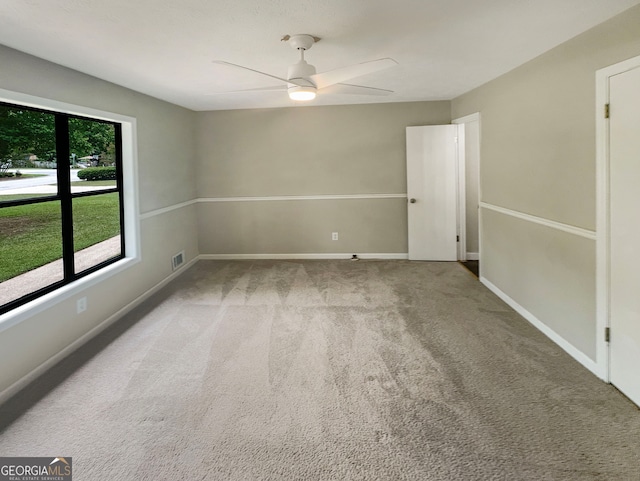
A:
[1, 260, 639, 480]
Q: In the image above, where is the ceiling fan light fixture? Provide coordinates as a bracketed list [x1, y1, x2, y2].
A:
[288, 85, 317, 101]
[213, 34, 396, 103]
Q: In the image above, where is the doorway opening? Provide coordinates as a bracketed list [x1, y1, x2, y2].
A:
[453, 113, 481, 276]
[459, 259, 479, 277]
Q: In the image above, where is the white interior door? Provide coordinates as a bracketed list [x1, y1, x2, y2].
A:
[406, 125, 458, 261]
[609, 64, 640, 406]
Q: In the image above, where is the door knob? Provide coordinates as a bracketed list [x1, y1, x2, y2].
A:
[409, 198, 417, 203]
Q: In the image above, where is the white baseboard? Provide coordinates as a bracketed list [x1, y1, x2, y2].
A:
[0, 256, 198, 406]
[466, 252, 479, 261]
[199, 253, 409, 260]
[355, 253, 408, 260]
[480, 276, 604, 379]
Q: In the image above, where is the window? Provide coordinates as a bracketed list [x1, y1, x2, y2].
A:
[0, 101, 125, 314]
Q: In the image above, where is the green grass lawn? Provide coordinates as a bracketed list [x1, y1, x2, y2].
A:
[1, 194, 53, 201]
[71, 180, 117, 187]
[0, 193, 120, 282]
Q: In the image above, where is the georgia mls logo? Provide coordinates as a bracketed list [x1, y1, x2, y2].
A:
[0, 457, 72, 480]
[49, 458, 71, 474]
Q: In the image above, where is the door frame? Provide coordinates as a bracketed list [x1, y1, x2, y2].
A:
[595, 54, 640, 383]
[455, 123, 466, 261]
[452, 113, 481, 265]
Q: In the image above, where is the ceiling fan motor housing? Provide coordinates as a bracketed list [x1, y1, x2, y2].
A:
[287, 60, 317, 100]
[287, 60, 316, 86]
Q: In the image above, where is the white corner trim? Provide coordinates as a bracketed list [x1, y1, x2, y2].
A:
[480, 276, 604, 380]
[480, 202, 596, 240]
[199, 253, 409, 260]
[452, 112, 480, 124]
[197, 193, 407, 203]
[140, 199, 197, 220]
[0, 256, 198, 406]
[466, 252, 479, 261]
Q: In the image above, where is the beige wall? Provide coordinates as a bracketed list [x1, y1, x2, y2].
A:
[452, 4, 640, 361]
[196, 102, 450, 255]
[197, 199, 407, 255]
[0, 45, 198, 396]
[481, 209, 596, 356]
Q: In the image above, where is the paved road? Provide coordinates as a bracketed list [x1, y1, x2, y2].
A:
[0, 168, 114, 195]
[0, 168, 82, 191]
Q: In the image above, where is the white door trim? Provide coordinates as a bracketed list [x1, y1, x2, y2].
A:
[455, 124, 466, 261]
[595, 54, 640, 382]
[452, 112, 482, 268]
[452, 112, 481, 125]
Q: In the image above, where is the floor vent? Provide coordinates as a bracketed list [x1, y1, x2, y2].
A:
[172, 251, 185, 271]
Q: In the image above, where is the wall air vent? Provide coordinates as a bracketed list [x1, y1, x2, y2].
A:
[171, 251, 185, 271]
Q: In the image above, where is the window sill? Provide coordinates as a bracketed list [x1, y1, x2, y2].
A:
[0, 255, 140, 334]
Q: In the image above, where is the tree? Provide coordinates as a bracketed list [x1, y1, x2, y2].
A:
[0, 106, 55, 162]
[69, 118, 116, 165]
[0, 105, 116, 166]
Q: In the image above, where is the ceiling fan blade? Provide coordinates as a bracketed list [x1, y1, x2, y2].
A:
[207, 85, 287, 95]
[310, 58, 398, 89]
[213, 61, 306, 87]
[321, 83, 393, 96]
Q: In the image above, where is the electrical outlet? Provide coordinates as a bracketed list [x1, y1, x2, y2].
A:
[332, 232, 339, 241]
[77, 297, 87, 314]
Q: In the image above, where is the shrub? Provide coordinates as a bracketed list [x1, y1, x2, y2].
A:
[77, 167, 117, 181]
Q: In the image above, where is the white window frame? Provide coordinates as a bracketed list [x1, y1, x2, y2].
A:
[0, 88, 140, 333]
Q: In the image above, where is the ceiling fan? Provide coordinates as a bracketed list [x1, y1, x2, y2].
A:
[213, 34, 398, 101]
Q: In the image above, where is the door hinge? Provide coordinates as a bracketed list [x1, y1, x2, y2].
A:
[605, 103, 610, 119]
[605, 327, 610, 343]
[456, 235, 460, 242]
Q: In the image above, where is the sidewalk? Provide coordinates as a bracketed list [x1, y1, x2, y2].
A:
[1, 184, 113, 196]
[0, 236, 121, 306]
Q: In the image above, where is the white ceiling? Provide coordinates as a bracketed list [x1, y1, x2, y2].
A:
[1, 0, 639, 111]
